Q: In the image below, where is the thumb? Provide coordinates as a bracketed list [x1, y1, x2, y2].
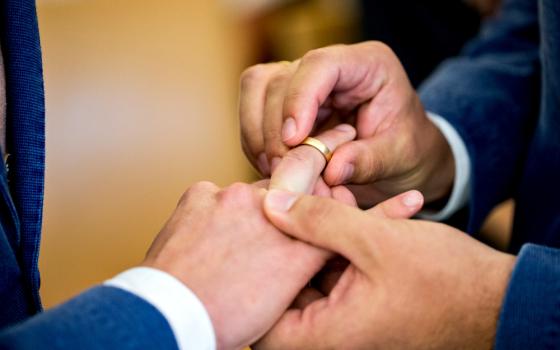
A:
[264, 190, 376, 271]
[366, 190, 424, 219]
[323, 136, 391, 186]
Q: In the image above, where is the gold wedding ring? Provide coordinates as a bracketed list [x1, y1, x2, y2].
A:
[300, 137, 333, 162]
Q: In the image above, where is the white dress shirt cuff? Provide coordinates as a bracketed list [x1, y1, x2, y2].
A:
[105, 267, 216, 350]
[419, 112, 471, 221]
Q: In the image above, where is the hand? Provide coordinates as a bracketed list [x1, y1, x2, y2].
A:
[142, 182, 329, 350]
[141, 180, 425, 349]
[257, 191, 516, 349]
[240, 42, 455, 207]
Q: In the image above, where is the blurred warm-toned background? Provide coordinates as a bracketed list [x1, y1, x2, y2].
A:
[37, 0, 510, 308]
[38, 0, 256, 307]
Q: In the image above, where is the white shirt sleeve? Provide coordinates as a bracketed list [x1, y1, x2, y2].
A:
[419, 112, 472, 221]
[104, 267, 216, 350]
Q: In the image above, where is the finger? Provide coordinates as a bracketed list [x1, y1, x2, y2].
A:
[263, 62, 298, 163]
[255, 267, 358, 350]
[269, 124, 356, 194]
[239, 62, 288, 175]
[264, 190, 379, 271]
[242, 138, 270, 177]
[251, 179, 270, 189]
[149, 181, 220, 256]
[311, 177, 332, 198]
[345, 184, 389, 209]
[291, 287, 324, 309]
[281, 43, 389, 147]
[330, 186, 357, 207]
[177, 181, 220, 208]
[366, 190, 424, 219]
[253, 307, 323, 350]
[323, 136, 392, 186]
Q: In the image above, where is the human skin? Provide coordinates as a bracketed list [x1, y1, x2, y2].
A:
[254, 191, 515, 350]
[142, 182, 426, 350]
[239, 41, 455, 207]
[141, 123, 425, 349]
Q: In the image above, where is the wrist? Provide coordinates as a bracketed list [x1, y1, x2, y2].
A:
[105, 266, 217, 350]
[419, 115, 456, 203]
[479, 253, 516, 349]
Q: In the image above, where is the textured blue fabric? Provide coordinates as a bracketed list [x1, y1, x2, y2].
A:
[0, 162, 30, 329]
[495, 244, 560, 349]
[0, 286, 178, 349]
[0, 0, 46, 315]
[0, 0, 45, 327]
[512, 0, 560, 252]
[420, 0, 560, 347]
[419, 0, 542, 235]
[421, 0, 560, 250]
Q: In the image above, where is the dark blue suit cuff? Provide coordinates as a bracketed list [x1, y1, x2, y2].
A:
[495, 243, 560, 349]
[0, 286, 178, 349]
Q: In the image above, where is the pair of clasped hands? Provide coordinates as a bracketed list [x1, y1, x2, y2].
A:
[143, 42, 515, 349]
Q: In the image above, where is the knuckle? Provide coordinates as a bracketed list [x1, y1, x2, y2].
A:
[218, 182, 253, 205]
[265, 72, 291, 95]
[240, 64, 268, 88]
[263, 126, 280, 142]
[284, 89, 306, 104]
[300, 44, 346, 66]
[301, 47, 333, 65]
[179, 181, 218, 205]
[283, 89, 308, 117]
[282, 148, 314, 168]
[370, 40, 390, 51]
[192, 180, 219, 192]
[363, 40, 394, 56]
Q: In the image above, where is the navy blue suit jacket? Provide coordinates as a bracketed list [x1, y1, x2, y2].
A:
[0, 1, 177, 348]
[420, 0, 560, 347]
[2, 0, 560, 348]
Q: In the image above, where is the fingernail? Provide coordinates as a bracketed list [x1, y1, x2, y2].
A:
[340, 164, 354, 184]
[271, 157, 281, 173]
[282, 117, 297, 143]
[335, 124, 354, 133]
[402, 191, 422, 208]
[266, 190, 298, 213]
[257, 153, 270, 175]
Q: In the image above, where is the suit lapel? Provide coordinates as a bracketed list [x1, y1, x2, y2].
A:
[1, 0, 46, 313]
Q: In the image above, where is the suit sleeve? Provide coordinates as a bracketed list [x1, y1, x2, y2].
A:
[418, 0, 541, 232]
[0, 286, 178, 349]
[495, 244, 560, 348]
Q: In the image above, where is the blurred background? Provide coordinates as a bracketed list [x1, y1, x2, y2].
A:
[37, 0, 508, 308]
